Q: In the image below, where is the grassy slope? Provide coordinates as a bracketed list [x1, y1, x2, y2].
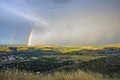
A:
[0, 69, 116, 80]
[46, 55, 120, 77]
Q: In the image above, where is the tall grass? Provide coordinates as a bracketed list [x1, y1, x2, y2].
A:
[0, 69, 117, 80]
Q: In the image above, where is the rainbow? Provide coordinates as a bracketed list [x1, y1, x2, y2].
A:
[27, 20, 48, 46]
[27, 30, 33, 46]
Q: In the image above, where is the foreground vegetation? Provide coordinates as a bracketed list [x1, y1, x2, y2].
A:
[0, 55, 119, 80]
[0, 69, 118, 80]
[0, 44, 120, 80]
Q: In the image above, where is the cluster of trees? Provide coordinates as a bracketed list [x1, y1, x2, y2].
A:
[0, 57, 74, 72]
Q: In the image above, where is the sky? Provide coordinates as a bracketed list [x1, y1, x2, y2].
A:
[0, 0, 120, 46]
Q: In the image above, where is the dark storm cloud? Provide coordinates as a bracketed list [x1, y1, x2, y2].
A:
[51, 0, 72, 4]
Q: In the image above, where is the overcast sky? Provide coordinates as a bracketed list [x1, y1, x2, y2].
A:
[0, 0, 120, 46]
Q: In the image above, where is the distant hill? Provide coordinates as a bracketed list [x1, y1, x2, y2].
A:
[0, 43, 120, 54]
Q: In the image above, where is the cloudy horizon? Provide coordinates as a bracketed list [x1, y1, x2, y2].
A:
[0, 0, 120, 46]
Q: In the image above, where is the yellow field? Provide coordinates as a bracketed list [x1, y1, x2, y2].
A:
[0, 43, 120, 53]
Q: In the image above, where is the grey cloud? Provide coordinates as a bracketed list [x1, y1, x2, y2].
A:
[1, 0, 120, 45]
[51, 0, 72, 4]
[30, 10, 120, 46]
